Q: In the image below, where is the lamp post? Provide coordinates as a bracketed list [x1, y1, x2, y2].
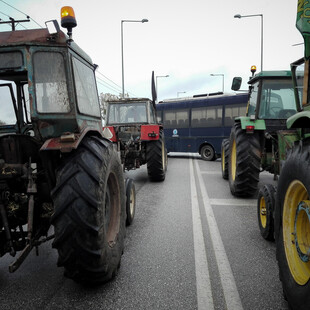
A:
[177, 91, 186, 97]
[210, 73, 224, 93]
[156, 75, 169, 100]
[234, 13, 263, 72]
[121, 18, 148, 98]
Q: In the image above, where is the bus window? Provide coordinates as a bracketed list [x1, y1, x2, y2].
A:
[191, 106, 222, 127]
[164, 109, 189, 128]
[224, 103, 247, 126]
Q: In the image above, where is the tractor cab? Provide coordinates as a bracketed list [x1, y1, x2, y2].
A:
[106, 98, 157, 126]
[0, 7, 101, 143]
[247, 70, 298, 132]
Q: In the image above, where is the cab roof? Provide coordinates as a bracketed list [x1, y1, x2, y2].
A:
[249, 70, 292, 84]
[0, 28, 93, 64]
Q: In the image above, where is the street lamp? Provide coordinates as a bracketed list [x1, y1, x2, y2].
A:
[121, 18, 148, 98]
[156, 75, 169, 100]
[234, 13, 263, 72]
[177, 91, 186, 97]
[210, 73, 224, 93]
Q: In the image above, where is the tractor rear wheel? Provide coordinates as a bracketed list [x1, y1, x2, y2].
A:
[275, 142, 310, 310]
[51, 136, 126, 284]
[221, 138, 229, 179]
[228, 122, 261, 197]
[257, 184, 276, 241]
[146, 130, 167, 181]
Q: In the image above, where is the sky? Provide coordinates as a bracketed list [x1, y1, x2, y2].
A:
[0, 0, 304, 101]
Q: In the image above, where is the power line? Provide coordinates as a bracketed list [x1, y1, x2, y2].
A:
[96, 71, 137, 97]
[96, 70, 122, 92]
[96, 77, 121, 95]
[0, 0, 43, 28]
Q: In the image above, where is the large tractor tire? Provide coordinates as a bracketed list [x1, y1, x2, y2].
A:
[146, 130, 167, 181]
[275, 141, 310, 310]
[221, 138, 229, 180]
[228, 122, 261, 197]
[51, 136, 126, 284]
[257, 184, 276, 241]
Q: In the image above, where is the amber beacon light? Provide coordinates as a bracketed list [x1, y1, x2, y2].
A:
[60, 6, 77, 38]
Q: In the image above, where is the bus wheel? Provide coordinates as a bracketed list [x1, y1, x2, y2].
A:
[201, 145, 215, 161]
[221, 139, 229, 179]
[228, 122, 261, 197]
[275, 142, 310, 310]
[257, 184, 276, 241]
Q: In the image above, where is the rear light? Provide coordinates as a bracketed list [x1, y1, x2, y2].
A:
[148, 131, 157, 138]
[246, 125, 255, 134]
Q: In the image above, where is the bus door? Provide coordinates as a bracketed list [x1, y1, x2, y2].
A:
[163, 109, 190, 152]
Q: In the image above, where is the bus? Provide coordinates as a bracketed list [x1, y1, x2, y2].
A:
[156, 92, 248, 160]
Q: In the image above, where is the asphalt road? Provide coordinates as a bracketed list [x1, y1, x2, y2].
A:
[0, 153, 288, 310]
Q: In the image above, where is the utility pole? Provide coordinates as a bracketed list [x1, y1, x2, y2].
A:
[0, 17, 30, 31]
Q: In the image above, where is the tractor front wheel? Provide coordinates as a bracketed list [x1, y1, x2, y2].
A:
[221, 138, 229, 179]
[257, 184, 276, 241]
[275, 142, 310, 310]
[125, 178, 136, 226]
[51, 136, 126, 284]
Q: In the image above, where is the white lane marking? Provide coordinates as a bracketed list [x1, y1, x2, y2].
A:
[200, 171, 222, 175]
[194, 159, 243, 310]
[209, 199, 256, 207]
[190, 159, 214, 310]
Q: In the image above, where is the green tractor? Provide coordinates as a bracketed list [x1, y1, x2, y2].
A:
[0, 7, 127, 284]
[271, 1, 310, 308]
[222, 68, 300, 199]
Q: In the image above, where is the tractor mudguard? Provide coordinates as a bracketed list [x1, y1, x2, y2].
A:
[140, 125, 160, 141]
[40, 129, 104, 153]
[286, 110, 310, 129]
[235, 116, 266, 131]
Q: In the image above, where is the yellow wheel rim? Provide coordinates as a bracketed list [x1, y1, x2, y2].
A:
[283, 180, 310, 285]
[231, 139, 236, 181]
[221, 147, 225, 172]
[259, 196, 267, 228]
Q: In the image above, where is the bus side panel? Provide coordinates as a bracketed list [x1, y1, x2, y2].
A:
[164, 127, 192, 152]
[191, 126, 224, 155]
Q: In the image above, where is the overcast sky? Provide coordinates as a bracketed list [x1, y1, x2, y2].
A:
[0, 0, 304, 100]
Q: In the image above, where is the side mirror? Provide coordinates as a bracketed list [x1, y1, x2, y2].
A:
[231, 77, 242, 91]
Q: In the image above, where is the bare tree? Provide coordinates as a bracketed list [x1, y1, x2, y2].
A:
[99, 93, 119, 125]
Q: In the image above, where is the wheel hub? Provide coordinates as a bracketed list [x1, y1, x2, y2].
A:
[294, 200, 310, 263]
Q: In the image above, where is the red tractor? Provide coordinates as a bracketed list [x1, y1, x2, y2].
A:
[104, 98, 167, 181]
